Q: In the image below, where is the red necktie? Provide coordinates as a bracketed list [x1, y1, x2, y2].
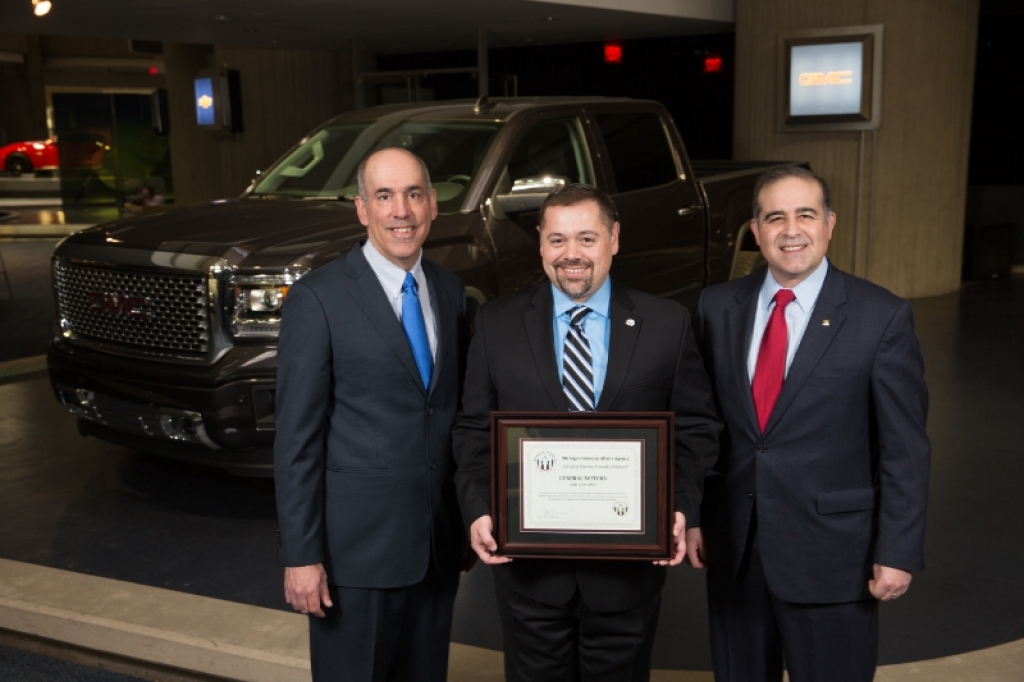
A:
[751, 289, 796, 432]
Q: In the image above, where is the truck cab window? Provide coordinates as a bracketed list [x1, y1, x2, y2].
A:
[506, 118, 592, 186]
[596, 112, 678, 193]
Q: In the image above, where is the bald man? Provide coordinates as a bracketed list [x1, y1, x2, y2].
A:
[275, 148, 469, 681]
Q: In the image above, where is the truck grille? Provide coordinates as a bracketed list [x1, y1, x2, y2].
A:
[55, 260, 210, 358]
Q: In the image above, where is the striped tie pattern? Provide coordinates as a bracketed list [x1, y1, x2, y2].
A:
[563, 305, 595, 411]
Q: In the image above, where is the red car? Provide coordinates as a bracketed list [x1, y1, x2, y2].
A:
[0, 138, 59, 176]
[1, 132, 109, 176]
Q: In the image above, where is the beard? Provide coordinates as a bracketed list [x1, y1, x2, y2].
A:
[553, 258, 594, 299]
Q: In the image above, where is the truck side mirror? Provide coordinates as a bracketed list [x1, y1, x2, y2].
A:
[493, 176, 568, 216]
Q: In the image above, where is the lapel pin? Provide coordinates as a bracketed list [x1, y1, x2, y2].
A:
[822, 319, 831, 326]
[625, 319, 636, 327]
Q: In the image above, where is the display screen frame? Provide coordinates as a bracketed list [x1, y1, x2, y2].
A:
[779, 25, 884, 132]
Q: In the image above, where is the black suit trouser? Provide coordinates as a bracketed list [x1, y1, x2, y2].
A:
[499, 581, 662, 682]
[706, 519, 878, 682]
[309, 559, 459, 682]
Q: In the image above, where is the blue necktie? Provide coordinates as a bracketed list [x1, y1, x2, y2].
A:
[563, 306, 595, 411]
[401, 272, 432, 389]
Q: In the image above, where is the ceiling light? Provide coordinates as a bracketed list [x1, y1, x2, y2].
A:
[32, 0, 51, 16]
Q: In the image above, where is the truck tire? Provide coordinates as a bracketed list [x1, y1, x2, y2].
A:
[5, 154, 32, 177]
[730, 250, 767, 280]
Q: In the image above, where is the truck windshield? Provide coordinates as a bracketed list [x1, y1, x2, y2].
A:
[250, 120, 502, 213]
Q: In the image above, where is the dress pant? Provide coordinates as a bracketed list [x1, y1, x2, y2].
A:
[707, 520, 878, 682]
[309, 560, 459, 682]
[502, 584, 662, 682]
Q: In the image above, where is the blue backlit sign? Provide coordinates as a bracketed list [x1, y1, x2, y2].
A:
[194, 77, 216, 126]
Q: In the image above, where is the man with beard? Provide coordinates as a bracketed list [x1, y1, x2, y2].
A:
[453, 183, 721, 681]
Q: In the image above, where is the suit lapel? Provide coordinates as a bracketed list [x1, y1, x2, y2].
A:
[725, 274, 762, 436]
[347, 245, 426, 395]
[523, 285, 568, 410]
[596, 283, 640, 411]
[763, 267, 848, 435]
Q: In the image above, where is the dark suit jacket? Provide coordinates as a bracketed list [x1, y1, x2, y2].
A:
[453, 281, 721, 613]
[274, 241, 467, 589]
[695, 265, 930, 604]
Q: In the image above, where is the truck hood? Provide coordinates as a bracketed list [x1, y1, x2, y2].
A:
[60, 199, 369, 270]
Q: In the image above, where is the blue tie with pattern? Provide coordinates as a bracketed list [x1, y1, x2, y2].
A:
[402, 272, 432, 389]
[563, 305, 595, 411]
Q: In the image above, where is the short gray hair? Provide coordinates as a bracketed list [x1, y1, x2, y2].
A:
[752, 165, 832, 220]
[356, 147, 433, 200]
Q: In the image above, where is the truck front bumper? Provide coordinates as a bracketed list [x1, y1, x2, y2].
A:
[48, 339, 278, 476]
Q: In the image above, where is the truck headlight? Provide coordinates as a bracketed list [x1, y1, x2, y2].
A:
[229, 271, 306, 338]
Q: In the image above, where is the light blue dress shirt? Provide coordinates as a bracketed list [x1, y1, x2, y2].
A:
[363, 240, 437, 360]
[746, 259, 829, 382]
[552, 279, 612, 406]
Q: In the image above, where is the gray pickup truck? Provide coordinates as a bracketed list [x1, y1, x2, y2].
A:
[48, 96, 789, 475]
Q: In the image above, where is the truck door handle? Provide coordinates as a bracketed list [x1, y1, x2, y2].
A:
[678, 205, 702, 216]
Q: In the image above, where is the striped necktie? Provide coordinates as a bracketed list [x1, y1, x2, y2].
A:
[563, 305, 595, 411]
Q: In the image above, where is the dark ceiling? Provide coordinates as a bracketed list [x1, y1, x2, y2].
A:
[0, 0, 733, 55]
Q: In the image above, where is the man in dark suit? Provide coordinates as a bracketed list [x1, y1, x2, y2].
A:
[687, 166, 931, 681]
[274, 148, 467, 681]
[453, 183, 721, 681]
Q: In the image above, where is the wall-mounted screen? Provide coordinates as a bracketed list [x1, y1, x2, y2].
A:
[779, 25, 883, 132]
[193, 70, 243, 133]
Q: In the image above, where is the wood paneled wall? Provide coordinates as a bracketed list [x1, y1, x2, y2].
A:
[734, 0, 980, 298]
[166, 43, 356, 206]
[164, 43, 222, 207]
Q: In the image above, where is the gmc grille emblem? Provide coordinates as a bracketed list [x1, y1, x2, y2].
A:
[87, 292, 150, 319]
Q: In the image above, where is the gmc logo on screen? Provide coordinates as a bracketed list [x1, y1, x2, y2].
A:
[799, 70, 854, 87]
[87, 292, 150, 319]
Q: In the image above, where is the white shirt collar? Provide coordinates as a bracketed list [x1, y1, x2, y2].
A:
[759, 257, 830, 314]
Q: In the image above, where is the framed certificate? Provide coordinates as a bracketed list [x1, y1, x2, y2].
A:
[491, 412, 674, 560]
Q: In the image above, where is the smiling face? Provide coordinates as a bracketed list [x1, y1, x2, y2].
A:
[355, 148, 437, 270]
[539, 200, 620, 302]
[750, 176, 836, 287]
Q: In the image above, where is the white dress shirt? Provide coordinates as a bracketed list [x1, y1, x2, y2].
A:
[363, 240, 438, 359]
[747, 258, 829, 382]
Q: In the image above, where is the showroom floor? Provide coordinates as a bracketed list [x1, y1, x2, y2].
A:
[1, 231, 1023, 678]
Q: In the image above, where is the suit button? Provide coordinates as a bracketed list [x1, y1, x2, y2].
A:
[748, 492, 754, 500]
[430, 462, 437, 470]
[757, 443, 768, 453]
[427, 408, 434, 415]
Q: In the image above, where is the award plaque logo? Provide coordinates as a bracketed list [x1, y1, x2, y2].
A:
[534, 451, 556, 472]
[613, 501, 628, 516]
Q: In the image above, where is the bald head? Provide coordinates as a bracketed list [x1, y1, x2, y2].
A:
[357, 148, 432, 201]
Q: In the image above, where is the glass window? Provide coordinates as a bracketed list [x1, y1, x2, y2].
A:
[506, 119, 591, 185]
[596, 112, 677, 193]
[251, 120, 502, 214]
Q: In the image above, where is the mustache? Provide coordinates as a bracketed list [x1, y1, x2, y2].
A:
[554, 258, 593, 268]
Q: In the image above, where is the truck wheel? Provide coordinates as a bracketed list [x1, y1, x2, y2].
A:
[730, 250, 767, 280]
[5, 154, 32, 177]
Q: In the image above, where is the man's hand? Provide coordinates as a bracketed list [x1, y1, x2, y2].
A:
[654, 512, 687, 566]
[868, 564, 912, 601]
[470, 515, 512, 565]
[684, 527, 706, 569]
[284, 563, 332, 617]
